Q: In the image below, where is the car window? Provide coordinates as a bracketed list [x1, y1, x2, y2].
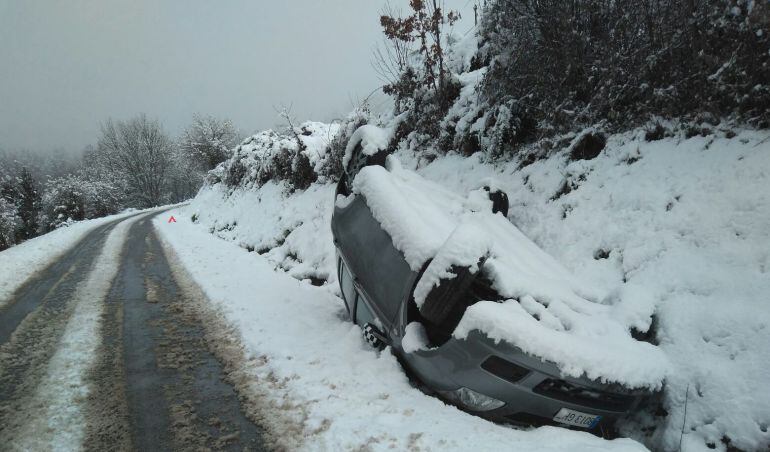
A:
[332, 200, 413, 325]
[339, 260, 356, 312]
[355, 296, 376, 326]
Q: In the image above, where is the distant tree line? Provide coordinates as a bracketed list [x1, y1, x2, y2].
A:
[0, 113, 239, 251]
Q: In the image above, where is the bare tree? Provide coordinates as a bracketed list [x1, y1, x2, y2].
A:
[372, 3, 413, 87]
[179, 114, 238, 171]
[97, 114, 173, 207]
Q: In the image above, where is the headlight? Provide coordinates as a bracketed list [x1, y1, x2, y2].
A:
[441, 387, 505, 412]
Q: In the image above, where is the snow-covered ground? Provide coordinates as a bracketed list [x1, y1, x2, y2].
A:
[153, 208, 647, 451]
[0, 208, 149, 307]
[172, 125, 770, 451]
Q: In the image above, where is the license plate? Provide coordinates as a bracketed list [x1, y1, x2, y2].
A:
[552, 408, 602, 429]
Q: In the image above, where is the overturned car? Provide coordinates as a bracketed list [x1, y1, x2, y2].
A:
[332, 126, 668, 432]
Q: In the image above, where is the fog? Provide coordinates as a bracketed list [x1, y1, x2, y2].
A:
[0, 0, 474, 154]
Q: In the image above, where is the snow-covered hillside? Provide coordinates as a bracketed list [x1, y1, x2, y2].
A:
[171, 123, 770, 451]
[410, 127, 770, 451]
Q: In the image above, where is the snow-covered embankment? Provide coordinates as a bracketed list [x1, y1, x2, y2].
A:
[159, 124, 770, 451]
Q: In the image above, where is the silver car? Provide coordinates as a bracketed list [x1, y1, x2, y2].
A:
[331, 142, 651, 434]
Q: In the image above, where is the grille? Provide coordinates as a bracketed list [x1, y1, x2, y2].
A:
[504, 412, 557, 427]
[480, 356, 530, 383]
[533, 379, 635, 412]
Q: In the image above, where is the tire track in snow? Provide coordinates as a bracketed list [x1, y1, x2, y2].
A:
[0, 230, 113, 445]
[0, 221, 114, 344]
[81, 273, 132, 451]
[2, 213, 150, 451]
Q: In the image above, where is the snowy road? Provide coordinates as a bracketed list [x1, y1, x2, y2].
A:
[0, 212, 266, 451]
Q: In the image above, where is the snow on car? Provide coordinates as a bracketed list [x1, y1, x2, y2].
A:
[332, 126, 669, 432]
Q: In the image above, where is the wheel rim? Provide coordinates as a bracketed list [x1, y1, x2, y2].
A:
[345, 146, 367, 191]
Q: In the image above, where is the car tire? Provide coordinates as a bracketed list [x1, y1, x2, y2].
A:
[363, 323, 386, 350]
[345, 142, 388, 191]
[485, 186, 509, 217]
[419, 263, 480, 327]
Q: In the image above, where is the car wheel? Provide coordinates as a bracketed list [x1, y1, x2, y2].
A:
[484, 186, 509, 217]
[363, 323, 386, 350]
[345, 142, 388, 191]
[419, 263, 481, 327]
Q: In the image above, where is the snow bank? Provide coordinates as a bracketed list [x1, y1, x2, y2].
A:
[404, 127, 770, 451]
[188, 181, 337, 287]
[154, 208, 647, 451]
[0, 208, 146, 308]
[353, 158, 668, 389]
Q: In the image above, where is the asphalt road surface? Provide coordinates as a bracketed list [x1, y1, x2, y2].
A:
[0, 211, 266, 451]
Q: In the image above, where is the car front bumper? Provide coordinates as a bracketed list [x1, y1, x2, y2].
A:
[399, 330, 645, 429]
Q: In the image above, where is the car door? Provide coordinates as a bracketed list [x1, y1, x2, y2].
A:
[332, 196, 414, 330]
[339, 257, 381, 327]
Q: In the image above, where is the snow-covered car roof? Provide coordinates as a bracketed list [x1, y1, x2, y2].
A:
[351, 157, 669, 389]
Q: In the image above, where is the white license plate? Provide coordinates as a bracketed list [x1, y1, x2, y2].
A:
[552, 408, 602, 428]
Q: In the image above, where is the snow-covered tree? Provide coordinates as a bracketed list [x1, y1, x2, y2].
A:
[16, 167, 40, 239]
[39, 172, 126, 231]
[180, 114, 238, 171]
[40, 175, 87, 230]
[0, 166, 42, 241]
[0, 185, 20, 251]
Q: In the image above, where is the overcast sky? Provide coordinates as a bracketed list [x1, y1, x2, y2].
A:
[0, 0, 475, 154]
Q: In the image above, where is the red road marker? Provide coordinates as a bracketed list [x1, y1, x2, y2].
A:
[168, 216, 177, 223]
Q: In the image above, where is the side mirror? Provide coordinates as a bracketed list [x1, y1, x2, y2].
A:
[484, 186, 509, 217]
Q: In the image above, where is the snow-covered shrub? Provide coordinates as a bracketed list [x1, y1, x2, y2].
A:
[477, 0, 770, 142]
[213, 121, 338, 192]
[390, 78, 463, 155]
[290, 152, 316, 191]
[41, 176, 87, 230]
[376, 0, 768, 161]
[479, 99, 538, 158]
[318, 107, 371, 181]
[179, 114, 238, 171]
[40, 174, 125, 230]
[82, 179, 125, 218]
